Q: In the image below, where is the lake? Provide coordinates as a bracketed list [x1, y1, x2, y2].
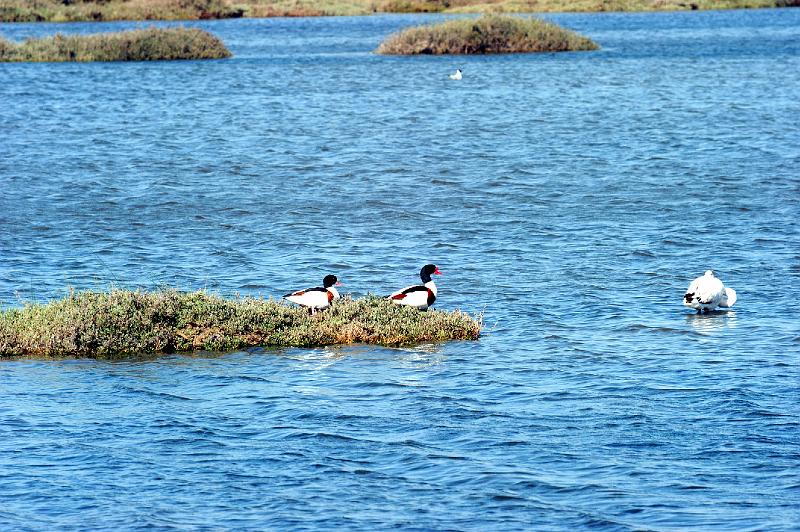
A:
[1, 9, 799, 530]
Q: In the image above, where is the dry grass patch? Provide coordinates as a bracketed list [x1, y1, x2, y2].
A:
[241, 0, 371, 17]
[0, 290, 482, 359]
[376, 14, 598, 54]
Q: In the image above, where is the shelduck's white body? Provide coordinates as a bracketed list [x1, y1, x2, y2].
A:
[284, 274, 341, 314]
[449, 69, 462, 80]
[683, 270, 736, 312]
[389, 264, 441, 311]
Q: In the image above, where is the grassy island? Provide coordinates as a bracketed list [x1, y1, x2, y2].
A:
[0, 290, 482, 359]
[0, 0, 796, 22]
[376, 15, 598, 54]
[0, 0, 244, 22]
[437, 0, 799, 14]
[0, 27, 231, 62]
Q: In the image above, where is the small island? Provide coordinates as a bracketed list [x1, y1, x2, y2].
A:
[0, 27, 231, 62]
[376, 15, 599, 55]
[0, 290, 482, 358]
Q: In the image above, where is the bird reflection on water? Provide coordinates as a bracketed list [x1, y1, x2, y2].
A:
[685, 310, 737, 335]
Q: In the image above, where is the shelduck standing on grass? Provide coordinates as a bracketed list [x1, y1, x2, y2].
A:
[284, 274, 342, 315]
[683, 270, 737, 313]
[389, 264, 441, 311]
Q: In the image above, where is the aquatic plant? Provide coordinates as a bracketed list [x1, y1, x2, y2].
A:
[0, 27, 231, 62]
[376, 14, 599, 55]
[0, 290, 482, 359]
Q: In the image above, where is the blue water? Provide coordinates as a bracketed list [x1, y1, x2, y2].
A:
[1, 9, 799, 530]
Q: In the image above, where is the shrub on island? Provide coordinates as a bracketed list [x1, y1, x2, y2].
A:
[376, 14, 599, 55]
[0, 0, 244, 23]
[0, 290, 482, 359]
[0, 27, 231, 62]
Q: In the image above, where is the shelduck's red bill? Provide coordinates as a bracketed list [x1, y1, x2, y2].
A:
[434, 267, 442, 275]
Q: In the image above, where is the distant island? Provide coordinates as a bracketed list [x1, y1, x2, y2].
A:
[0, 290, 482, 358]
[377, 15, 599, 54]
[0, 27, 231, 61]
[0, 0, 797, 23]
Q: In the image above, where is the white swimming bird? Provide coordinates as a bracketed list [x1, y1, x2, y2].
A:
[683, 270, 737, 313]
[449, 69, 462, 80]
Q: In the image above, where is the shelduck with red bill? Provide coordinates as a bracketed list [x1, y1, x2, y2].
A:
[284, 274, 342, 315]
[388, 264, 441, 311]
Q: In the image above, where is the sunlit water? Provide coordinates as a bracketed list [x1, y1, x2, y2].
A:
[1, 9, 799, 530]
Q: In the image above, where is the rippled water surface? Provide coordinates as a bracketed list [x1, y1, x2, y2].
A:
[1, 9, 799, 530]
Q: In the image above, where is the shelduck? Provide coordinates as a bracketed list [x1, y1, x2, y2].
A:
[683, 270, 737, 313]
[284, 274, 342, 315]
[388, 264, 441, 311]
[449, 69, 462, 80]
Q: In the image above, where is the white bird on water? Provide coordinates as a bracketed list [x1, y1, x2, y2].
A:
[449, 69, 462, 80]
[683, 270, 737, 313]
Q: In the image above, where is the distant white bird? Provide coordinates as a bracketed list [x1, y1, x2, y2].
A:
[683, 270, 737, 313]
[449, 69, 462, 80]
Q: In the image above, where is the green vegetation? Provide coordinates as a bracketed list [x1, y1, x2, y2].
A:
[0, 27, 231, 62]
[0, 0, 244, 22]
[241, 0, 373, 17]
[376, 14, 598, 54]
[0, 289, 482, 359]
[443, 0, 799, 14]
[0, 0, 795, 22]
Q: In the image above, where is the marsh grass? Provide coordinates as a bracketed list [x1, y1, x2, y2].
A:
[0, 0, 244, 22]
[444, 0, 795, 13]
[240, 0, 370, 17]
[0, 290, 482, 359]
[1, 0, 792, 22]
[376, 14, 599, 55]
[0, 27, 231, 62]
